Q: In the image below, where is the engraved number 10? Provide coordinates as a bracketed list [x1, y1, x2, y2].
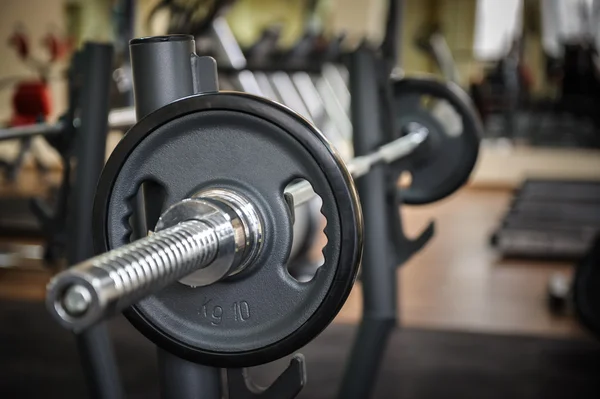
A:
[232, 301, 250, 321]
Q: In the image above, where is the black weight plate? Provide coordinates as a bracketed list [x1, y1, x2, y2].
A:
[573, 237, 600, 339]
[93, 92, 362, 368]
[393, 77, 481, 205]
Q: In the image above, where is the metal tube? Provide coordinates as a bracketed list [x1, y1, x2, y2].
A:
[291, 71, 350, 158]
[429, 33, 461, 84]
[381, 0, 404, 67]
[254, 72, 279, 99]
[130, 35, 197, 119]
[76, 323, 125, 399]
[321, 64, 350, 116]
[48, 219, 219, 331]
[68, 43, 113, 266]
[107, 106, 137, 130]
[338, 48, 397, 399]
[286, 127, 428, 208]
[67, 42, 124, 399]
[337, 318, 394, 399]
[0, 108, 130, 142]
[48, 188, 263, 331]
[0, 106, 137, 143]
[211, 17, 247, 70]
[0, 121, 64, 141]
[128, 35, 222, 399]
[314, 69, 353, 142]
[158, 349, 222, 399]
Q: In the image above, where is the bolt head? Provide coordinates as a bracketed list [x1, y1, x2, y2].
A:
[62, 285, 92, 317]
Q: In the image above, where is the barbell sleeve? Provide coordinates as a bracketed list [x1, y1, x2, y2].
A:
[46, 190, 263, 332]
[48, 220, 218, 332]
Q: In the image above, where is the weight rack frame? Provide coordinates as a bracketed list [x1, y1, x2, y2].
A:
[66, 43, 125, 399]
[338, 1, 434, 397]
[69, 1, 433, 398]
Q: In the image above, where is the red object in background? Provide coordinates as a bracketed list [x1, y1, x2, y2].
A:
[43, 32, 69, 62]
[5, 25, 65, 129]
[8, 30, 29, 60]
[10, 81, 52, 126]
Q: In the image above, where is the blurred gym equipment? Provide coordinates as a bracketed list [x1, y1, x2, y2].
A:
[493, 180, 600, 260]
[42, 6, 482, 394]
[0, 1, 497, 398]
[48, 33, 363, 399]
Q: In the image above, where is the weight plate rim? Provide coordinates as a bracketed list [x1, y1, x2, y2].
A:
[92, 91, 363, 367]
[393, 76, 481, 205]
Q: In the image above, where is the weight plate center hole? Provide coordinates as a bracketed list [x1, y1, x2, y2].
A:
[283, 178, 327, 283]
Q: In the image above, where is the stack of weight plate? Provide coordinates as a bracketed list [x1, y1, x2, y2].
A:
[491, 179, 600, 260]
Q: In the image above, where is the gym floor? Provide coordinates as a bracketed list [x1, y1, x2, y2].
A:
[0, 169, 582, 340]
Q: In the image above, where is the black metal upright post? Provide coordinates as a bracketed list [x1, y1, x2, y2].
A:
[381, 0, 404, 68]
[67, 43, 124, 399]
[337, 2, 417, 397]
[158, 349, 222, 399]
[337, 48, 398, 399]
[115, 0, 136, 106]
[129, 35, 221, 399]
[130, 35, 197, 120]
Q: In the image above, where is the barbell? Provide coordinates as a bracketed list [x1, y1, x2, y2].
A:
[45, 87, 360, 368]
[44, 35, 480, 369]
[50, 124, 427, 325]
[47, 96, 427, 365]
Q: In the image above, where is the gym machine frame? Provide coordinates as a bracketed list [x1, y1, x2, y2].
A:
[111, 32, 421, 399]
[71, 43, 129, 399]
[338, 1, 434, 398]
[48, 33, 432, 399]
[64, 43, 125, 399]
[126, 5, 428, 396]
